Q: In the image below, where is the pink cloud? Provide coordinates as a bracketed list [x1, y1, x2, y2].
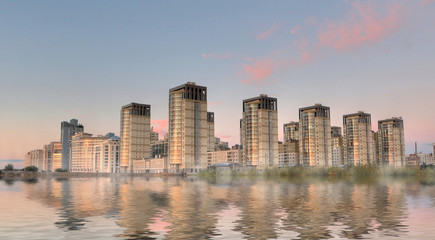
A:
[317, 2, 405, 52]
[257, 24, 279, 40]
[421, 0, 435, 6]
[240, 58, 275, 86]
[151, 119, 168, 137]
[202, 54, 207, 59]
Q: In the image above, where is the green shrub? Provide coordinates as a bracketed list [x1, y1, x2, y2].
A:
[24, 166, 38, 172]
[55, 168, 68, 172]
[4, 164, 14, 171]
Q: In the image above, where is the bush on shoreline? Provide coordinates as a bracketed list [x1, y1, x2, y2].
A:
[24, 166, 38, 172]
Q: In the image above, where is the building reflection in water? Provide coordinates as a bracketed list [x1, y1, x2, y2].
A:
[20, 176, 420, 239]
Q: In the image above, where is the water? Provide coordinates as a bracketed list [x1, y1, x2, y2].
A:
[1, 176, 435, 239]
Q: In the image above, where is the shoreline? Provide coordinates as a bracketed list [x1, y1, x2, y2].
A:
[0, 171, 182, 180]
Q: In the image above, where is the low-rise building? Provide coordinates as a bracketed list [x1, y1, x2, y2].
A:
[278, 141, 299, 167]
[132, 158, 166, 173]
[70, 133, 120, 173]
[24, 149, 44, 170]
[207, 149, 241, 166]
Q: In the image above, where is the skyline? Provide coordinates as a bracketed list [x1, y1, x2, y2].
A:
[1, 0, 435, 160]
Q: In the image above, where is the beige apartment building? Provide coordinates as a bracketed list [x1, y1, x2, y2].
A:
[343, 112, 375, 165]
[278, 141, 299, 167]
[207, 149, 241, 166]
[378, 117, 405, 166]
[207, 112, 215, 152]
[132, 158, 165, 173]
[120, 103, 151, 173]
[24, 149, 44, 170]
[331, 126, 344, 166]
[240, 94, 278, 169]
[299, 104, 332, 167]
[168, 82, 208, 173]
[283, 121, 299, 142]
[43, 142, 62, 171]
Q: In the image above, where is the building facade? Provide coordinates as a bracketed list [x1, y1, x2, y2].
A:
[70, 133, 120, 173]
[299, 104, 332, 167]
[94, 137, 120, 173]
[24, 149, 44, 170]
[283, 122, 299, 142]
[120, 103, 151, 173]
[168, 82, 208, 173]
[378, 117, 405, 166]
[207, 149, 241, 166]
[43, 142, 62, 171]
[60, 119, 84, 170]
[331, 126, 344, 166]
[343, 112, 375, 165]
[207, 112, 215, 152]
[240, 94, 278, 169]
[278, 141, 299, 167]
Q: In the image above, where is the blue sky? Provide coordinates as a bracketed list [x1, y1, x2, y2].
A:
[1, 0, 434, 160]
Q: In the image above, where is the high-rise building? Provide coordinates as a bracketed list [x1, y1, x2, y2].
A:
[150, 127, 159, 142]
[299, 104, 332, 167]
[283, 122, 299, 142]
[378, 117, 405, 166]
[240, 94, 278, 169]
[43, 142, 62, 172]
[60, 119, 84, 170]
[168, 82, 208, 173]
[343, 112, 375, 165]
[120, 103, 151, 173]
[43, 144, 52, 171]
[331, 126, 344, 166]
[207, 112, 215, 152]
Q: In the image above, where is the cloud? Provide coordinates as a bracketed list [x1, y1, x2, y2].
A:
[257, 24, 279, 40]
[202, 54, 207, 59]
[151, 119, 168, 138]
[317, 2, 405, 52]
[240, 58, 275, 86]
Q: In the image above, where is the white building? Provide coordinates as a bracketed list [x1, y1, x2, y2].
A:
[70, 133, 120, 173]
[24, 149, 44, 170]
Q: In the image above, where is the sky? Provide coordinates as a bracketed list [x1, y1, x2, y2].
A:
[1, 0, 434, 161]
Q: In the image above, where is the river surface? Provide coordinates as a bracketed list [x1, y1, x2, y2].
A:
[1, 176, 435, 239]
